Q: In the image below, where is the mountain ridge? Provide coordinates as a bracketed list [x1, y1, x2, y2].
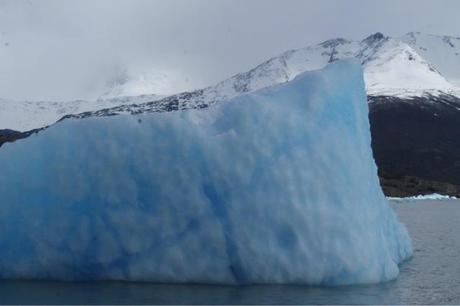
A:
[58, 31, 459, 123]
[1, 32, 460, 133]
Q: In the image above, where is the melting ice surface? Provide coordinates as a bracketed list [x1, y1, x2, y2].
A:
[0, 60, 412, 285]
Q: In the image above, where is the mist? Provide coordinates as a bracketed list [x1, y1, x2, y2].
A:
[1, 0, 459, 101]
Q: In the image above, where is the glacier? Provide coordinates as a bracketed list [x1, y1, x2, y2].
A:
[0, 60, 412, 285]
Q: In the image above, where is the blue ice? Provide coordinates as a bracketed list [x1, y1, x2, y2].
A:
[0, 60, 412, 284]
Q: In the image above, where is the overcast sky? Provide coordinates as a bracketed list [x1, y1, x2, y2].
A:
[1, 0, 459, 101]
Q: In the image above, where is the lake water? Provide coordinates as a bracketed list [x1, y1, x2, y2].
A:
[1, 199, 459, 304]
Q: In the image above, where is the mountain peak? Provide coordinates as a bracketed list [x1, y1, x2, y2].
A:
[319, 38, 350, 48]
[362, 32, 386, 45]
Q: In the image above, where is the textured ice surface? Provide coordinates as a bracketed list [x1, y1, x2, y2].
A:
[0, 60, 412, 285]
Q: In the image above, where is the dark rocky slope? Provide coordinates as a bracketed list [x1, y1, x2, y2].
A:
[0, 129, 42, 148]
[369, 94, 460, 197]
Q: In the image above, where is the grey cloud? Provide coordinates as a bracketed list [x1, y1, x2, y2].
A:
[0, 0, 459, 101]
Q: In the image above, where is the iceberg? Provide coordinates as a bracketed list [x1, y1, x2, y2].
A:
[0, 60, 412, 285]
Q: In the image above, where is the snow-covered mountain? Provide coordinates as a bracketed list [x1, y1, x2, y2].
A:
[361, 35, 453, 96]
[99, 70, 180, 100]
[0, 94, 163, 132]
[401, 32, 460, 87]
[2, 32, 460, 132]
[209, 32, 459, 98]
[212, 32, 459, 98]
[62, 32, 459, 122]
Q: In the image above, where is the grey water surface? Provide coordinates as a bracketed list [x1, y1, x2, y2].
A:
[1, 199, 459, 304]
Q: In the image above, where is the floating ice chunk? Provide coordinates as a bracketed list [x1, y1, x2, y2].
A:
[0, 60, 412, 285]
[389, 193, 458, 202]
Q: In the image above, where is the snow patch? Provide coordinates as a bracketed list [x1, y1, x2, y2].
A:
[0, 94, 163, 132]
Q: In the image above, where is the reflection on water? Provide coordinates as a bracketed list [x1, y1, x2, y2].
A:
[0, 280, 402, 305]
[1, 200, 459, 305]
